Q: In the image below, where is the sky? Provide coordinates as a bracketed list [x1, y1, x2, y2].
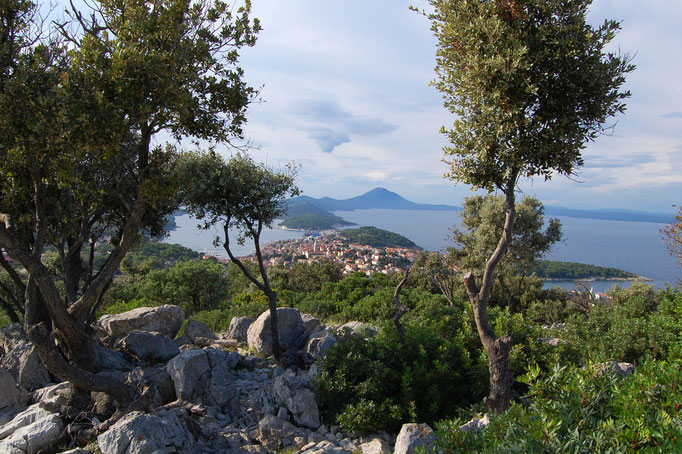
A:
[223, 0, 682, 213]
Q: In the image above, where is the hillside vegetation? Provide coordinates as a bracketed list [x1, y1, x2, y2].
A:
[339, 226, 417, 249]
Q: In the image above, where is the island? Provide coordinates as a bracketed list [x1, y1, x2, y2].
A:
[338, 226, 418, 249]
[532, 259, 649, 281]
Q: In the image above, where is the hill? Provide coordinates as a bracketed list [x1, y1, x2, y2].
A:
[290, 187, 459, 212]
[533, 260, 643, 280]
[280, 201, 355, 230]
[338, 226, 418, 249]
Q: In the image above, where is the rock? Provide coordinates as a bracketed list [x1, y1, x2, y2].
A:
[394, 423, 437, 454]
[0, 323, 51, 391]
[305, 327, 338, 359]
[93, 343, 134, 371]
[30, 382, 71, 408]
[58, 449, 90, 454]
[166, 349, 211, 402]
[272, 370, 320, 429]
[0, 369, 28, 414]
[301, 314, 321, 332]
[97, 305, 185, 343]
[595, 361, 636, 377]
[247, 308, 306, 357]
[184, 319, 218, 344]
[125, 366, 176, 407]
[257, 414, 305, 450]
[0, 410, 63, 453]
[338, 321, 378, 338]
[166, 348, 237, 408]
[227, 316, 255, 343]
[536, 337, 563, 347]
[359, 438, 389, 454]
[119, 331, 180, 364]
[0, 403, 55, 440]
[459, 414, 490, 432]
[97, 410, 194, 454]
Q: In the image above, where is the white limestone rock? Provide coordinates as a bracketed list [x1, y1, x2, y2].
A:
[97, 410, 194, 454]
[247, 308, 306, 357]
[98, 305, 185, 343]
[394, 423, 437, 454]
[0, 324, 51, 391]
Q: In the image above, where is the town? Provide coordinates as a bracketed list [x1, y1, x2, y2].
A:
[243, 232, 419, 275]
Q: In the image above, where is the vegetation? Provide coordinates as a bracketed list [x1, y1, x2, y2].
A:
[179, 152, 300, 361]
[280, 213, 355, 230]
[662, 206, 682, 281]
[339, 226, 417, 249]
[533, 260, 639, 280]
[421, 0, 634, 412]
[0, 0, 259, 405]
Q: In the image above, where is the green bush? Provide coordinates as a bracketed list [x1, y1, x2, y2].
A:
[428, 359, 682, 453]
[315, 319, 481, 434]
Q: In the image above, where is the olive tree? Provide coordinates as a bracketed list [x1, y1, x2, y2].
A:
[452, 194, 561, 313]
[422, 0, 634, 412]
[0, 0, 259, 409]
[179, 152, 299, 362]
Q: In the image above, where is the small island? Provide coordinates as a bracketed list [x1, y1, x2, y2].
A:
[532, 259, 650, 281]
[338, 226, 418, 249]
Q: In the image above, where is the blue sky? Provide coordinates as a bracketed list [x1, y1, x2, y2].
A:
[229, 1, 682, 214]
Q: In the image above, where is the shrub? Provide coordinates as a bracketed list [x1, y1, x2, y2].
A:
[315, 319, 481, 434]
[428, 359, 682, 453]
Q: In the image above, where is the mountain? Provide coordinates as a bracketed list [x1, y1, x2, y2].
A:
[290, 187, 459, 212]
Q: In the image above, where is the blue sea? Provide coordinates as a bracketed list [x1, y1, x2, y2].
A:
[164, 210, 681, 292]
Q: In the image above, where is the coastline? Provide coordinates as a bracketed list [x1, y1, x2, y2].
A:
[541, 276, 653, 283]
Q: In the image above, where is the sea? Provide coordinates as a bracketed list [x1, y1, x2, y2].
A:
[164, 210, 681, 292]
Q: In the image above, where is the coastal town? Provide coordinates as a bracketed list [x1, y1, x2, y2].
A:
[242, 232, 419, 276]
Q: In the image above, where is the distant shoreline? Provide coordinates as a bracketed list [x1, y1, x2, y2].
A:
[542, 276, 653, 283]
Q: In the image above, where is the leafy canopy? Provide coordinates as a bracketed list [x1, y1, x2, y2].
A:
[425, 0, 634, 190]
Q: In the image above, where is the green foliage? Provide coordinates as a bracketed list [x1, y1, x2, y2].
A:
[315, 319, 481, 435]
[533, 260, 639, 280]
[429, 359, 682, 453]
[661, 206, 682, 276]
[339, 226, 417, 249]
[425, 0, 634, 190]
[125, 241, 201, 270]
[279, 213, 354, 230]
[452, 195, 561, 278]
[287, 260, 344, 293]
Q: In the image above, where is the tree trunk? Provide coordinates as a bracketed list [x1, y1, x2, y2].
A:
[393, 269, 410, 345]
[463, 176, 518, 413]
[266, 289, 282, 362]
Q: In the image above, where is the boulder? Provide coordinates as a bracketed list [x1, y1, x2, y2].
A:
[0, 324, 51, 391]
[595, 361, 636, 377]
[97, 410, 195, 454]
[256, 414, 305, 450]
[272, 370, 320, 429]
[0, 369, 28, 414]
[247, 308, 306, 357]
[184, 319, 218, 344]
[459, 414, 490, 432]
[359, 438, 389, 454]
[394, 423, 437, 454]
[30, 382, 71, 408]
[119, 331, 180, 364]
[227, 316, 254, 343]
[0, 411, 63, 454]
[305, 326, 337, 359]
[97, 305, 184, 343]
[93, 343, 134, 371]
[301, 314, 321, 332]
[166, 348, 237, 407]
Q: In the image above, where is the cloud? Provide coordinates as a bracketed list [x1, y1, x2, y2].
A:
[291, 99, 398, 153]
[306, 128, 351, 154]
[585, 153, 657, 169]
[661, 112, 682, 119]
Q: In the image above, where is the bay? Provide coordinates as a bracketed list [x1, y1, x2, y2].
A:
[163, 209, 681, 291]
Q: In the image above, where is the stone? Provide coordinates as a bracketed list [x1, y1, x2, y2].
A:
[93, 343, 134, 371]
[359, 438, 389, 454]
[0, 411, 63, 453]
[98, 305, 185, 343]
[272, 370, 320, 429]
[30, 382, 71, 408]
[301, 314, 321, 332]
[0, 403, 55, 440]
[166, 349, 211, 402]
[226, 316, 255, 343]
[257, 414, 304, 450]
[184, 319, 218, 344]
[0, 323, 51, 391]
[97, 410, 194, 454]
[119, 331, 180, 364]
[536, 337, 563, 347]
[247, 308, 306, 357]
[305, 327, 338, 359]
[595, 361, 636, 377]
[459, 414, 490, 432]
[0, 369, 28, 414]
[394, 423, 437, 454]
[337, 321, 378, 338]
[125, 366, 176, 407]
[58, 449, 90, 454]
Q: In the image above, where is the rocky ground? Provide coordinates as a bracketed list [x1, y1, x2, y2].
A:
[0, 305, 444, 454]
